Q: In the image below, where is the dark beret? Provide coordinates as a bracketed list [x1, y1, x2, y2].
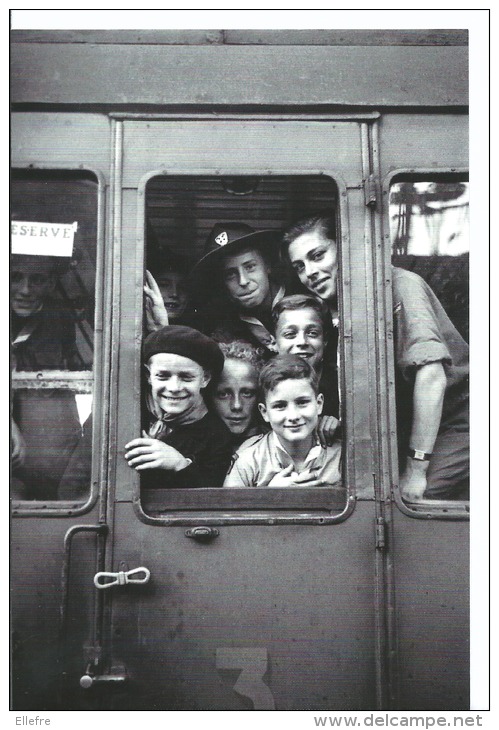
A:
[143, 325, 225, 378]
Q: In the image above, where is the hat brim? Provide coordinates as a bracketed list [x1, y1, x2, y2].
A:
[188, 229, 279, 296]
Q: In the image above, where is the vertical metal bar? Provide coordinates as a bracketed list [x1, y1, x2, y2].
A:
[371, 118, 400, 710]
[98, 118, 124, 663]
[106, 118, 124, 525]
[95, 164, 112, 526]
[361, 120, 391, 711]
[59, 524, 109, 644]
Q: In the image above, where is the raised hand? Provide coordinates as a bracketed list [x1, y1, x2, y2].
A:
[144, 270, 169, 332]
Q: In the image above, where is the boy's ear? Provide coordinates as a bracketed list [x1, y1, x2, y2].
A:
[201, 369, 212, 389]
[258, 402, 270, 423]
[316, 392, 324, 415]
[144, 364, 151, 384]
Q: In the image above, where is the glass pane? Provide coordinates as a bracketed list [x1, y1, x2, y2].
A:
[389, 181, 469, 502]
[11, 170, 98, 501]
[135, 175, 346, 511]
[390, 181, 469, 340]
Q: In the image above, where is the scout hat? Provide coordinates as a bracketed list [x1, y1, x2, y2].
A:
[189, 222, 279, 297]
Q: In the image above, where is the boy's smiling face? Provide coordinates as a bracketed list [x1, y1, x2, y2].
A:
[222, 247, 271, 310]
[147, 352, 210, 417]
[287, 231, 338, 303]
[258, 378, 323, 450]
[155, 270, 189, 321]
[11, 256, 57, 317]
[275, 306, 325, 370]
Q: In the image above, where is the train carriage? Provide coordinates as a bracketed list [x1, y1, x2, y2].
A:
[10, 28, 471, 711]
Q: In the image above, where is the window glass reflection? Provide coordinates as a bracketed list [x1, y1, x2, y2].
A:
[389, 181, 469, 502]
[11, 171, 97, 501]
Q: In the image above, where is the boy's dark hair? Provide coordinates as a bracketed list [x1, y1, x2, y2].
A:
[259, 354, 319, 399]
[281, 215, 336, 257]
[272, 293, 329, 334]
[148, 250, 192, 279]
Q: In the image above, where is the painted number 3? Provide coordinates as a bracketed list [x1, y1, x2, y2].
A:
[216, 647, 276, 710]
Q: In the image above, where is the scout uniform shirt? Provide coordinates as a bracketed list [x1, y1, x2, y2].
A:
[223, 430, 342, 488]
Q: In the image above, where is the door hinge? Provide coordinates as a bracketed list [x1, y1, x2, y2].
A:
[364, 173, 378, 209]
[375, 516, 386, 550]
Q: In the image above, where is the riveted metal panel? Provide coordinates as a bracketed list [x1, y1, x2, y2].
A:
[121, 120, 363, 186]
[11, 512, 102, 708]
[11, 44, 468, 107]
[378, 113, 468, 175]
[391, 514, 469, 709]
[11, 113, 111, 172]
[108, 501, 377, 710]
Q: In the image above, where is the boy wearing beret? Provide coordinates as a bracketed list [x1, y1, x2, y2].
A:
[125, 325, 233, 488]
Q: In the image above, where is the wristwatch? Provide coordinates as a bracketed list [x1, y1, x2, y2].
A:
[408, 448, 432, 461]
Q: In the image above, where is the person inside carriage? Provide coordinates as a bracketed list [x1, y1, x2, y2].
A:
[281, 214, 469, 501]
[145, 223, 282, 358]
[125, 325, 233, 488]
[209, 340, 265, 450]
[11, 252, 84, 500]
[144, 250, 203, 331]
[144, 222, 341, 461]
[223, 354, 342, 489]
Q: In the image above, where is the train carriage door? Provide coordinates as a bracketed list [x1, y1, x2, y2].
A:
[10, 113, 111, 710]
[106, 115, 387, 710]
[377, 114, 470, 710]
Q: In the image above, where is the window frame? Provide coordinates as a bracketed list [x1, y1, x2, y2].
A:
[132, 168, 358, 527]
[383, 168, 470, 521]
[11, 164, 107, 517]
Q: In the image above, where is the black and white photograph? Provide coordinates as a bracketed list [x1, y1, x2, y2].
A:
[9, 8, 489, 724]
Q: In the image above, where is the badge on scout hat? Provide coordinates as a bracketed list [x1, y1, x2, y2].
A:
[215, 231, 229, 247]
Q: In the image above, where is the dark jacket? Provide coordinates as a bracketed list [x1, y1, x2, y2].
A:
[141, 411, 234, 489]
[12, 302, 83, 499]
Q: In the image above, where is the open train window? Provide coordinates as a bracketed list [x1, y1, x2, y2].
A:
[11, 170, 98, 507]
[137, 174, 349, 519]
[388, 177, 469, 511]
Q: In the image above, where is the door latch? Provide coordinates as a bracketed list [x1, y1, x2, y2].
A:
[375, 516, 386, 550]
[364, 173, 378, 209]
[185, 526, 220, 542]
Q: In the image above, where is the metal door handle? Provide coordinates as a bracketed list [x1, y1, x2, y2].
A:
[93, 566, 150, 589]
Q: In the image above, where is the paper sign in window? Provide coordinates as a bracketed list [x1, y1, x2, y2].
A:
[11, 221, 78, 257]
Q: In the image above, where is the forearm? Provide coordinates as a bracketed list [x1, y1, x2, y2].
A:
[401, 362, 446, 499]
[409, 362, 446, 454]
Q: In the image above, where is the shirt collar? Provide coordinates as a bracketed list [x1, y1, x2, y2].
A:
[237, 286, 284, 351]
[271, 431, 324, 470]
[238, 285, 285, 326]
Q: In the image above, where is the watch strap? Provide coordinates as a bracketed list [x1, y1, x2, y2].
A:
[408, 448, 432, 461]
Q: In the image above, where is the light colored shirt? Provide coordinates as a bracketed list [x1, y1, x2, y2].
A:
[223, 430, 342, 488]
